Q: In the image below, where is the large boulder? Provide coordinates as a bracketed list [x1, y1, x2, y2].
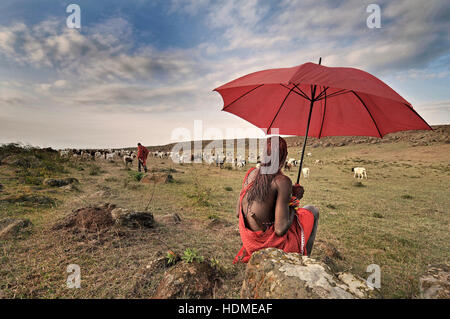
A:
[111, 208, 154, 228]
[0, 218, 32, 239]
[153, 261, 220, 299]
[419, 265, 450, 299]
[241, 248, 374, 299]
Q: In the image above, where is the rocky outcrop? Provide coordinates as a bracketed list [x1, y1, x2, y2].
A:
[153, 261, 220, 299]
[241, 248, 374, 299]
[0, 218, 32, 239]
[111, 208, 154, 228]
[419, 264, 450, 299]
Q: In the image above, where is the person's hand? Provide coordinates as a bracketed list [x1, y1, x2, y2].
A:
[292, 184, 304, 199]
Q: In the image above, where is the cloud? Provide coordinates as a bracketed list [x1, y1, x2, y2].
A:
[0, 1, 448, 148]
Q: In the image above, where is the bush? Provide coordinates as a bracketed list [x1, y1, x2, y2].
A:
[224, 186, 233, 192]
[401, 194, 413, 200]
[128, 171, 144, 182]
[182, 248, 204, 263]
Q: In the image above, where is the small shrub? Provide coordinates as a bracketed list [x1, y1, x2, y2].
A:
[326, 204, 336, 209]
[128, 171, 144, 182]
[372, 212, 384, 219]
[224, 186, 233, 192]
[182, 248, 204, 263]
[208, 213, 219, 220]
[88, 165, 102, 176]
[166, 250, 178, 266]
[401, 194, 413, 200]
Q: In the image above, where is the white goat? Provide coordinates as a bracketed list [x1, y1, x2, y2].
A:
[352, 167, 368, 179]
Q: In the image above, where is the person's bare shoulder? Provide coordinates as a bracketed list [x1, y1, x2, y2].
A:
[273, 174, 292, 193]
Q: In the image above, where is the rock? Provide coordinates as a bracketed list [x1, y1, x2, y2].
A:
[157, 213, 182, 224]
[90, 190, 111, 198]
[44, 177, 79, 187]
[1, 155, 40, 168]
[207, 217, 232, 228]
[153, 261, 220, 298]
[241, 248, 374, 299]
[419, 264, 450, 299]
[0, 218, 32, 239]
[111, 208, 154, 228]
[1, 194, 55, 206]
[141, 173, 174, 184]
[61, 184, 80, 192]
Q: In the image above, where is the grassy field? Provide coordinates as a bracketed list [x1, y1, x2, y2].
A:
[0, 136, 449, 299]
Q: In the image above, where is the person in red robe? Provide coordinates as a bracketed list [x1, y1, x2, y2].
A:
[137, 143, 149, 173]
[233, 136, 319, 264]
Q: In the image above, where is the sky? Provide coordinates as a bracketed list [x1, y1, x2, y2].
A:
[0, 0, 449, 149]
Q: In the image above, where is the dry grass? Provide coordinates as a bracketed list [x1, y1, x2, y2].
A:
[0, 138, 449, 299]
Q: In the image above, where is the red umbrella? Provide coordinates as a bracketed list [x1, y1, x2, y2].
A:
[214, 59, 432, 183]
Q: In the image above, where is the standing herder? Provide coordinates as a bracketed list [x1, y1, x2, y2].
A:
[137, 143, 149, 173]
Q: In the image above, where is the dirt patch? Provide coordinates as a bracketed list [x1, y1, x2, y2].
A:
[52, 203, 116, 232]
[153, 260, 222, 298]
[141, 173, 174, 184]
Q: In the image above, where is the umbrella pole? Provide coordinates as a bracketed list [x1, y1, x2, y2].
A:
[296, 57, 321, 185]
[296, 98, 315, 184]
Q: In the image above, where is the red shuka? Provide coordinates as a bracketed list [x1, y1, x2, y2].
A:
[233, 167, 315, 264]
[137, 145, 149, 166]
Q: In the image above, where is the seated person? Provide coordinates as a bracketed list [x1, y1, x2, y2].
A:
[234, 136, 319, 263]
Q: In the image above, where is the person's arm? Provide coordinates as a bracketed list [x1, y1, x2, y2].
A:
[235, 196, 241, 218]
[273, 176, 296, 236]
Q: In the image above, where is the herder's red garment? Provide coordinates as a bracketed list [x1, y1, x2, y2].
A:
[233, 167, 315, 264]
[137, 145, 149, 166]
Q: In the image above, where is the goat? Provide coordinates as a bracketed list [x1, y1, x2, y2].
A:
[352, 167, 368, 179]
[302, 167, 310, 178]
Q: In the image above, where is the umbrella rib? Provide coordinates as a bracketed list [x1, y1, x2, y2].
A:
[316, 89, 350, 100]
[222, 84, 265, 111]
[280, 84, 310, 101]
[351, 91, 383, 138]
[315, 86, 329, 100]
[318, 90, 327, 138]
[267, 87, 296, 132]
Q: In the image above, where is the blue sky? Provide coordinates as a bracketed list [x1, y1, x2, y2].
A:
[0, 0, 449, 148]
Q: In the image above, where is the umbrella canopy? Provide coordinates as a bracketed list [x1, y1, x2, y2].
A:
[214, 61, 432, 183]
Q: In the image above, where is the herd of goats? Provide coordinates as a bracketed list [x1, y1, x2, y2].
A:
[58, 148, 368, 180]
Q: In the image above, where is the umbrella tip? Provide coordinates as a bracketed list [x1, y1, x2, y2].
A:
[318, 57, 322, 65]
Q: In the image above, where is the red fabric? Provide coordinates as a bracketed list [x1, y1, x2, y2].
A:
[214, 62, 432, 138]
[137, 145, 149, 166]
[233, 168, 315, 264]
